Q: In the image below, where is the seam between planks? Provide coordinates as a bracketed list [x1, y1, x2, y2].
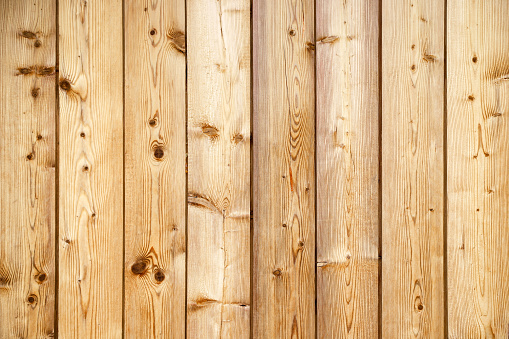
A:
[443, 0, 448, 336]
[54, 0, 60, 337]
[121, 0, 126, 337]
[184, 0, 189, 335]
[378, 0, 383, 337]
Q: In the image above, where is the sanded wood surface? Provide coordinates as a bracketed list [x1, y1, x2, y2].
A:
[58, 0, 124, 337]
[252, 0, 316, 337]
[186, 0, 251, 338]
[4, 1, 509, 338]
[316, 0, 379, 337]
[0, 0, 56, 337]
[124, 0, 187, 338]
[447, 1, 509, 337]
[382, 0, 445, 337]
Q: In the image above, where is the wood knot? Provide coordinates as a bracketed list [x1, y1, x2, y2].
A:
[37, 273, 46, 283]
[411, 64, 416, 71]
[167, 29, 186, 55]
[154, 147, 164, 159]
[34, 40, 42, 48]
[26, 153, 35, 160]
[18, 67, 33, 75]
[131, 261, 148, 275]
[36, 134, 43, 140]
[232, 133, 243, 143]
[154, 270, 165, 283]
[272, 269, 282, 277]
[59, 79, 71, 91]
[149, 28, 157, 36]
[201, 124, 219, 141]
[468, 95, 475, 101]
[31, 87, 40, 98]
[20, 31, 37, 39]
[80, 132, 86, 138]
[289, 29, 296, 36]
[82, 165, 89, 172]
[472, 56, 478, 63]
[27, 294, 38, 304]
[148, 119, 157, 127]
[298, 241, 304, 247]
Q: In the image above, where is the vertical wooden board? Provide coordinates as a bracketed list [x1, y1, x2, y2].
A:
[252, 0, 315, 337]
[316, 0, 379, 337]
[186, 0, 251, 337]
[447, 1, 509, 337]
[58, 0, 123, 337]
[382, 0, 445, 337]
[0, 1, 56, 338]
[124, 0, 186, 338]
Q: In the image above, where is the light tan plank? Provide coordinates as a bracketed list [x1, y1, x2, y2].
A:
[252, 0, 315, 337]
[186, 0, 251, 337]
[316, 0, 379, 337]
[124, 1, 186, 338]
[0, 0, 56, 337]
[58, 0, 123, 337]
[447, 1, 509, 337]
[382, 0, 445, 337]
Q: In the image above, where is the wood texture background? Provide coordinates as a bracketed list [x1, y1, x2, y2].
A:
[1, 0, 509, 338]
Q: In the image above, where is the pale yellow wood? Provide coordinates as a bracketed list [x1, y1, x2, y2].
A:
[58, 0, 123, 337]
[447, 1, 509, 337]
[316, 0, 379, 337]
[0, 0, 56, 337]
[252, 0, 315, 337]
[124, 0, 187, 338]
[186, 0, 251, 337]
[382, 0, 445, 337]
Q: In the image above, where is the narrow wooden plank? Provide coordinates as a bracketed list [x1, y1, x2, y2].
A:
[252, 0, 315, 337]
[316, 0, 379, 337]
[186, 0, 251, 337]
[124, 1, 186, 337]
[447, 1, 509, 337]
[58, 0, 123, 337]
[0, 0, 56, 337]
[382, 0, 445, 337]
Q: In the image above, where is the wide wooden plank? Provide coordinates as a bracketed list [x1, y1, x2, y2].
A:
[252, 0, 315, 337]
[447, 1, 509, 337]
[186, 0, 251, 337]
[58, 0, 123, 337]
[316, 0, 379, 337]
[382, 0, 445, 337]
[123, 1, 186, 338]
[0, 0, 56, 337]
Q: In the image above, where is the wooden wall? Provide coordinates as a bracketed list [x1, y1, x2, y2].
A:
[1, 0, 508, 338]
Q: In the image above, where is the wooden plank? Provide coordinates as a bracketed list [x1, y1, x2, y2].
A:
[381, 0, 445, 337]
[316, 0, 379, 337]
[447, 1, 509, 337]
[186, 0, 251, 337]
[252, 0, 315, 337]
[0, 0, 56, 337]
[123, 1, 186, 338]
[58, 0, 123, 337]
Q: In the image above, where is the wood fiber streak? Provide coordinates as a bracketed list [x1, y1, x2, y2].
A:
[187, 0, 251, 337]
[0, 0, 56, 338]
[124, 0, 186, 338]
[58, 0, 123, 337]
[316, 0, 379, 337]
[447, 1, 509, 337]
[253, 0, 315, 337]
[382, 0, 445, 337]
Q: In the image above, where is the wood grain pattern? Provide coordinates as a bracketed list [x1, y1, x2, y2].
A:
[316, 0, 379, 337]
[252, 0, 315, 337]
[447, 1, 509, 337]
[124, 1, 186, 338]
[382, 0, 445, 337]
[186, 0, 251, 337]
[0, 0, 56, 337]
[58, 0, 123, 337]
